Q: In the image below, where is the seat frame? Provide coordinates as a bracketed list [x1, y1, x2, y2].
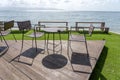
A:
[67, 27, 92, 71]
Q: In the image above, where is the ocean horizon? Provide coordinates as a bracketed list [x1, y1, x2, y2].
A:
[0, 10, 120, 33]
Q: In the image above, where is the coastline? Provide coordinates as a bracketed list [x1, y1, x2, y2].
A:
[110, 31, 120, 35]
[1, 11, 120, 35]
[12, 27, 120, 35]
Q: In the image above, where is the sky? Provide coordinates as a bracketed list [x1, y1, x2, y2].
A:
[0, 0, 120, 11]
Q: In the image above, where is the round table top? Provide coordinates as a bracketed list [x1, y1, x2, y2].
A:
[42, 28, 65, 32]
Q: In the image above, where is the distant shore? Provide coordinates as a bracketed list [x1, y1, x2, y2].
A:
[110, 31, 120, 34]
[12, 27, 120, 35]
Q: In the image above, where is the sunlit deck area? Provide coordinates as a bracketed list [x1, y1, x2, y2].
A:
[0, 40, 105, 80]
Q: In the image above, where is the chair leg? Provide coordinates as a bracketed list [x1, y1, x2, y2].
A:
[85, 41, 89, 58]
[12, 33, 17, 42]
[53, 33, 55, 54]
[32, 37, 37, 52]
[34, 29, 37, 52]
[44, 33, 46, 54]
[46, 33, 49, 54]
[18, 32, 24, 61]
[10, 29, 17, 42]
[67, 40, 75, 71]
[69, 41, 74, 52]
[67, 32, 70, 60]
[59, 31, 62, 54]
[32, 38, 34, 48]
[34, 37, 37, 52]
[0, 32, 9, 47]
[85, 41, 92, 69]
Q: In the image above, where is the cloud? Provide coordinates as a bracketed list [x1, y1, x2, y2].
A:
[0, 0, 120, 11]
[0, 0, 43, 7]
[61, 0, 120, 11]
[64, 0, 71, 3]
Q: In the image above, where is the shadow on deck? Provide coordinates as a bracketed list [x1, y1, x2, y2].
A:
[90, 46, 108, 80]
[0, 40, 105, 80]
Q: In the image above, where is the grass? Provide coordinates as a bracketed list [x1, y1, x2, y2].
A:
[1, 30, 120, 80]
[89, 32, 120, 80]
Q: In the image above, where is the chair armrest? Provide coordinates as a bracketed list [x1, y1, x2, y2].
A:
[34, 24, 45, 31]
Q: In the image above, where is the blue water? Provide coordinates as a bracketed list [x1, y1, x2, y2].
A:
[0, 10, 120, 33]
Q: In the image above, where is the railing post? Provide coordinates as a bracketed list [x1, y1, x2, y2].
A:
[66, 22, 68, 31]
[101, 22, 105, 31]
[75, 22, 78, 31]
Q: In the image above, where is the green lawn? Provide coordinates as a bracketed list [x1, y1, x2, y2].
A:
[1, 30, 120, 80]
[89, 32, 120, 80]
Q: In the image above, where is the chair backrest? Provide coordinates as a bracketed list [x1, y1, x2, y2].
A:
[0, 27, 1, 31]
[89, 24, 94, 36]
[17, 20, 32, 31]
[4, 20, 14, 30]
[69, 27, 85, 36]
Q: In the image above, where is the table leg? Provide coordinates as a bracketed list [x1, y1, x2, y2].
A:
[53, 33, 55, 54]
[44, 32, 47, 54]
[59, 31, 62, 54]
[47, 33, 49, 54]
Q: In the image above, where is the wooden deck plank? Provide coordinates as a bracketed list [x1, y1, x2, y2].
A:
[1, 41, 49, 80]
[0, 40, 105, 80]
[0, 58, 30, 80]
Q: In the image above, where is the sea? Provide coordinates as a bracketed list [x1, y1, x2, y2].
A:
[0, 10, 120, 33]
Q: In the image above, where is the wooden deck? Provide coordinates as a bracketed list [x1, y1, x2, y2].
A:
[0, 40, 105, 80]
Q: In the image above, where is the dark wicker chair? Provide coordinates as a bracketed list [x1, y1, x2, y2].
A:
[10, 20, 44, 65]
[0, 20, 17, 42]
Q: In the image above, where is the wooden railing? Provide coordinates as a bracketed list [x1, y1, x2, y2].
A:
[38, 21, 68, 31]
[75, 22, 105, 31]
[38, 21, 68, 26]
[1, 21, 109, 32]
